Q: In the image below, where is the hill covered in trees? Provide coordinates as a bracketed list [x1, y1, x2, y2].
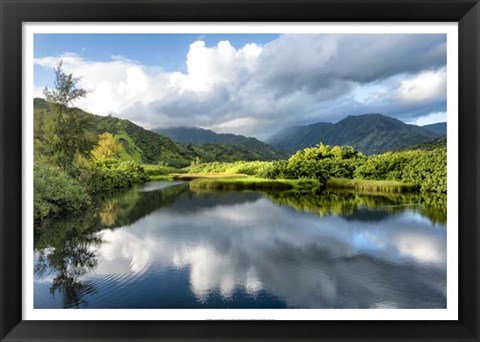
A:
[267, 114, 446, 155]
[422, 122, 446, 135]
[33, 61, 446, 229]
[35, 98, 286, 167]
[153, 126, 286, 160]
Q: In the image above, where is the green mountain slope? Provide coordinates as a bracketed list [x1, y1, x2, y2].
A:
[153, 126, 288, 160]
[422, 122, 447, 136]
[35, 98, 194, 167]
[267, 114, 446, 155]
[34, 99, 286, 167]
[396, 136, 447, 152]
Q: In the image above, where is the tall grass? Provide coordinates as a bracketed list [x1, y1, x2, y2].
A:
[327, 178, 418, 193]
[142, 164, 182, 176]
[187, 161, 273, 176]
[172, 173, 248, 181]
[189, 177, 321, 191]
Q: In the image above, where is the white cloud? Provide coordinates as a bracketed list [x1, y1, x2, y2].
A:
[397, 68, 446, 102]
[75, 195, 445, 307]
[34, 34, 447, 138]
[411, 111, 447, 126]
[34, 53, 168, 116]
[204, 117, 269, 136]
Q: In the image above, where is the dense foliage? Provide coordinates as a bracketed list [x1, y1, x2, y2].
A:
[267, 113, 445, 154]
[34, 163, 91, 222]
[354, 147, 446, 193]
[34, 64, 150, 223]
[80, 159, 149, 194]
[142, 163, 180, 176]
[188, 144, 362, 183]
[35, 97, 288, 167]
[153, 126, 287, 160]
[91, 132, 121, 160]
[284, 144, 361, 182]
[39, 63, 96, 174]
[264, 190, 446, 224]
[33, 61, 447, 226]
[187, 142, 447, 194]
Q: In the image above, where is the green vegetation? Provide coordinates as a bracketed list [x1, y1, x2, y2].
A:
[396, 136, 446, 152]
[91, 132, 121, 160]
[186, 144, 362, 183]
[354, 147, 446, 193]
[34, 163, 91, 222]
[92, 113, 194, 167]
[172, 173, 248, 181]
[35, 97, 288, 167]
[143, 163, 180, 176]
[79, 159, 149, 194]
[189, 177, 322, 192]
[33, 61, 447, 226]
[263, 190, 446, 224]
[34, 63, 150, 222]
[186, 142, 446, 194]
[267, 113, 445, 155]
[148, 175, 174, 181]
[187, 160, 273, 176]
[327, 178, 418, 193]
[153, 126, 288, 160]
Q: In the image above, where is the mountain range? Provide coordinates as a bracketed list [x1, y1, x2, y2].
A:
[153, 126, 286, 159]
[266, 114, 446, 155]
[35, 98, 447, 164]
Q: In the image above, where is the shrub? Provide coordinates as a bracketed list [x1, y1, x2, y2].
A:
[142, 163, 178, 177]
[80, 159, 149, 194]
[257, 160, 289, 179]
[34, 163, 91, 222]
[354, 147, 446, 193]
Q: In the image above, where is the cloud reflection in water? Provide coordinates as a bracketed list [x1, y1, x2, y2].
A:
[89, 196, 446, 308]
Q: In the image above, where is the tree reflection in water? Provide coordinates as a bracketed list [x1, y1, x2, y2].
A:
[35, 224, 102, 307]
[34, 181, 447, 308]
[261, 189, 446, 224]
[34, 182, 190, 307]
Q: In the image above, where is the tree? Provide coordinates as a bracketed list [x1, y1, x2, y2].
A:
[42, 61, 94, 174]
[190, 156, 201, 167]
[43, 61, 88, 109]
[91, 132, 121, 160]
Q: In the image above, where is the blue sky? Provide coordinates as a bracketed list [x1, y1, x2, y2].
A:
[34, 33, 447, 139]
[35, 34, 279, 86]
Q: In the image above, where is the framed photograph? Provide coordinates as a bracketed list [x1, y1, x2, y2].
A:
[1, 0, 479, 341]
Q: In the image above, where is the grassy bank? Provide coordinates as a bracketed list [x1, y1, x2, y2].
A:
[189, 177, 322, 192]
[148, 174, 174, 181]
[327, 178, 418, 193]
[171, 173, 248, 181]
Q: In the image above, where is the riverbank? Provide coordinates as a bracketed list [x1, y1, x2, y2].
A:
[189, 176, 322, 191]
[171, 173, 248, 181]
[326, 178, 418, 193]
[190, 177, 322, 191]
[183, 173, 418, 194]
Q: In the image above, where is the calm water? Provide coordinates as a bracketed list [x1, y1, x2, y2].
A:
[34, 181, 446, 308]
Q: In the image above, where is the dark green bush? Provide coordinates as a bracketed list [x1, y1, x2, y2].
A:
[143, 163, 178, 176]
[354, 147, 446, 193]
[80, 159, 149, 194]
[257, 160, 289, 179]
[34, 163, 91, 222]
[184, 142, 446, 194]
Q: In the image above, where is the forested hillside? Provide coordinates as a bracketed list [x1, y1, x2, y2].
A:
[267, 114, 446, 154]
[153, 126, 286, 160]
[35, 98, 286, 167]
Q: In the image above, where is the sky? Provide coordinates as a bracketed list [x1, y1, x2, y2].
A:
[34, 33, 447, 140]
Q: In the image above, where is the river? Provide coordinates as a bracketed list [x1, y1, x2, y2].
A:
[34, 181, 446, 308]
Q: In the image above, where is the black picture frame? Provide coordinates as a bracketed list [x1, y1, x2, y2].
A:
[1, 0, 479, 341]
